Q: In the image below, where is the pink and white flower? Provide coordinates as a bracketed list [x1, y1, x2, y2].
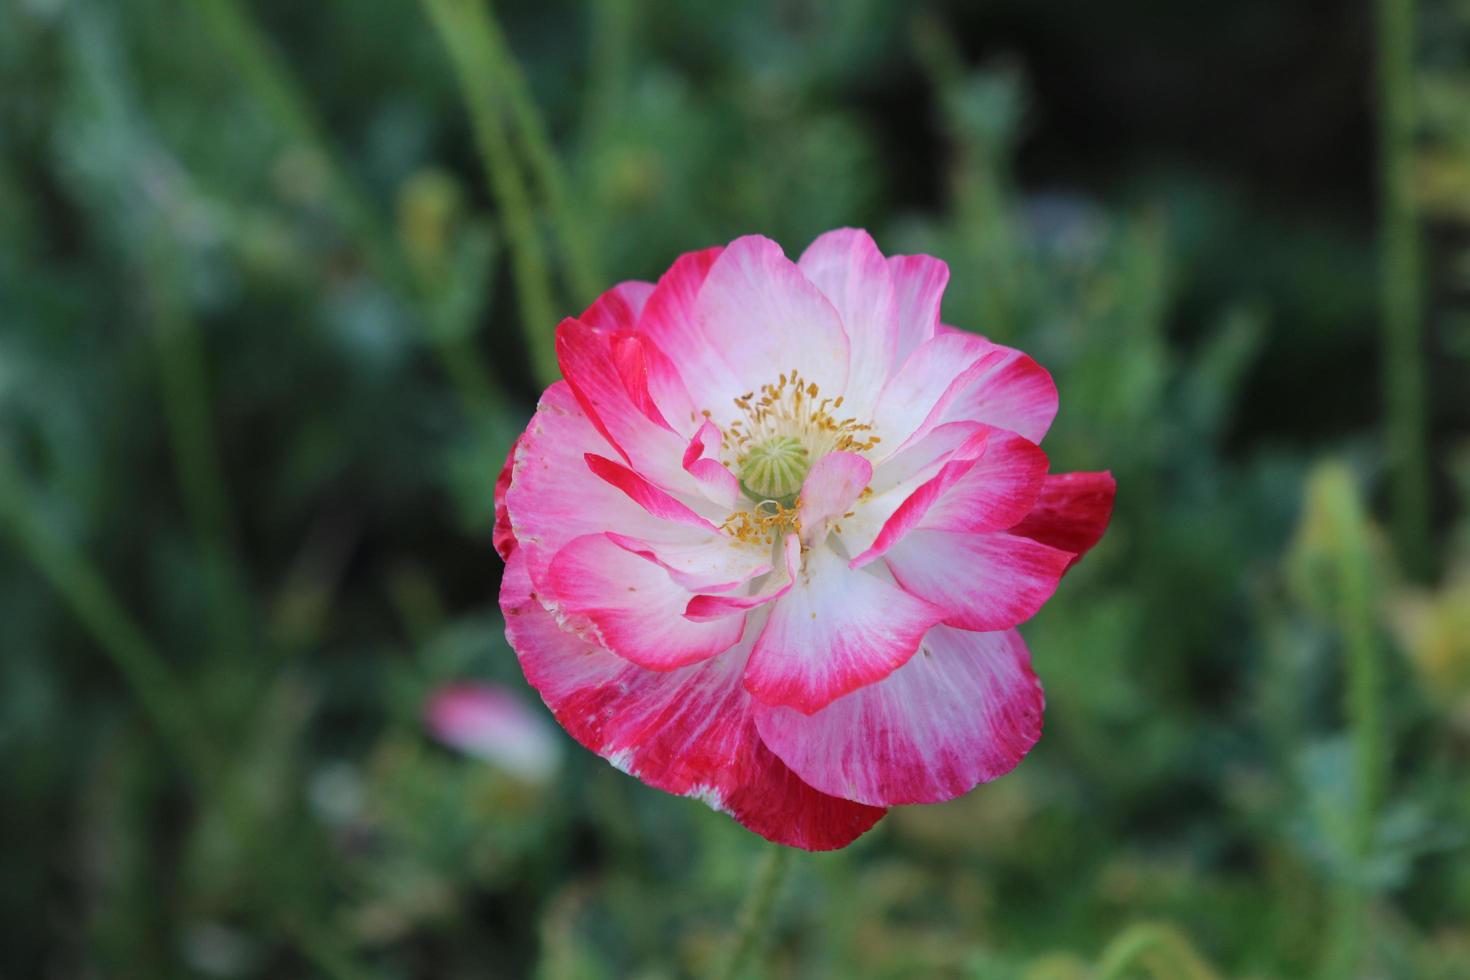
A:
[495, 231, 1114, 850]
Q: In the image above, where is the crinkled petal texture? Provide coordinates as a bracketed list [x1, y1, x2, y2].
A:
[502, 553, 884, 848]
[495, 231, 1114, 849]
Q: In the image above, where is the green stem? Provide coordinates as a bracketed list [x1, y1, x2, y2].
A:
[1376, 0, 1430, 580]
[578, 0, 633, 258]
[413, 230, 506, 421]
[1316, 465, 1385, 978]
[1095, 922, 1221, 980]
[1336, 483, 1384, 855]
[420, 0, 562, 390]
[142, 234, 252, 660]
[715, 846, 792, 980]
[580, 0, 632, 157]
[474, 0, 604, 305]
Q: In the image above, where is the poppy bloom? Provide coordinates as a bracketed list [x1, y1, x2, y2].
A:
[495, 231, 1114, 849]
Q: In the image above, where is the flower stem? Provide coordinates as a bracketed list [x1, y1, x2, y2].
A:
[142, 235, 252, 662]
[1095, 922, 1221, 980]
[1315, 464, 1386, 978]
[1375, 0, 1430, 580]
[715, 846, 793, 980]
[420, 0, 562, 390]
[467, 0, 604, 306]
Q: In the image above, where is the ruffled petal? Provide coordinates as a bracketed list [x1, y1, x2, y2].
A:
[557, 319, 692, 489]
[873, 331, 1058, 455]
[506, 383, 677, 593]
[584, 454, 720, 532]
[837, 422, 983, 553]
[546, 533, 744, 670]
[884, 529, 1073, 631]
[611, 331, 699, 437]
[797, 229, 896, 416]
[579, 280, 655, 332]
[935, 338, 1059, 446]
[887, 254, 947, 366]
[1009, 471, 1117, 571]
[754, 626, 1043, 806]
[745, 547, 945, 714]
[870, 329, 987, 454]
[493, 434, 523, 561]
[690, 236, 850, 418]
[685, 534, 800, 622]
[797, 451, 872, 545]
[868, 420, 985, 494]
[682, 420, 741, 510]
[914, 429, 1048, 533]
[635, 247, 738, 419]
[502, 551, 885, 849]
[848, 425, 1047, 567]
[604, 530, 770, 593]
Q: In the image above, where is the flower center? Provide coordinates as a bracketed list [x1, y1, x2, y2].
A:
[721, 498, 801, 546]
[739, 436, 809, 505]
[724, 369, 880, 506]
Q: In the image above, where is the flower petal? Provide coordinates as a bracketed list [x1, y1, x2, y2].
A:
[873, 331, 1058, 456]
[913, 430, 1048, 533]
[1009, 471, 1117, 571]
[493, 434, 523, 561]
[604, 530, 770, 593]
[798, 229, 896, 416]
[557, 319, 692, 487]
[691, 235, 850, 417]
[869, 420, 985, 494]
[835, 421, 983, 555]
[797, 450, 872, 545]
[507, 383, 677, 593]
[935, 337, 1059, 446]
[502, 551, 885, 849]
[870, 328, 987, 454]
[579, 280, 655, 332]
[754, 626, 1043, 806]
[745, 547, 945, 714]
[685, 534, 801, 622]
[636, 247, 739, 417]
[546, 533, 744, 670]
[883, 529, 1073, 631]
[611, 331, 699, 436]
[887, 254, 947, 366]
[584, 453, 720, 532]
[848, 425, 1047, 567]
[682, 420, 741, 510]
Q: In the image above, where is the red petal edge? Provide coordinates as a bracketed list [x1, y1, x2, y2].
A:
[501, 550, 886, 850]
[1008, 471, 1117, 571]
[493, 434, 524, 561]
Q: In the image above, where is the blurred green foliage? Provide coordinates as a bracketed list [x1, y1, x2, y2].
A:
[3, 1, 1470, 977]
